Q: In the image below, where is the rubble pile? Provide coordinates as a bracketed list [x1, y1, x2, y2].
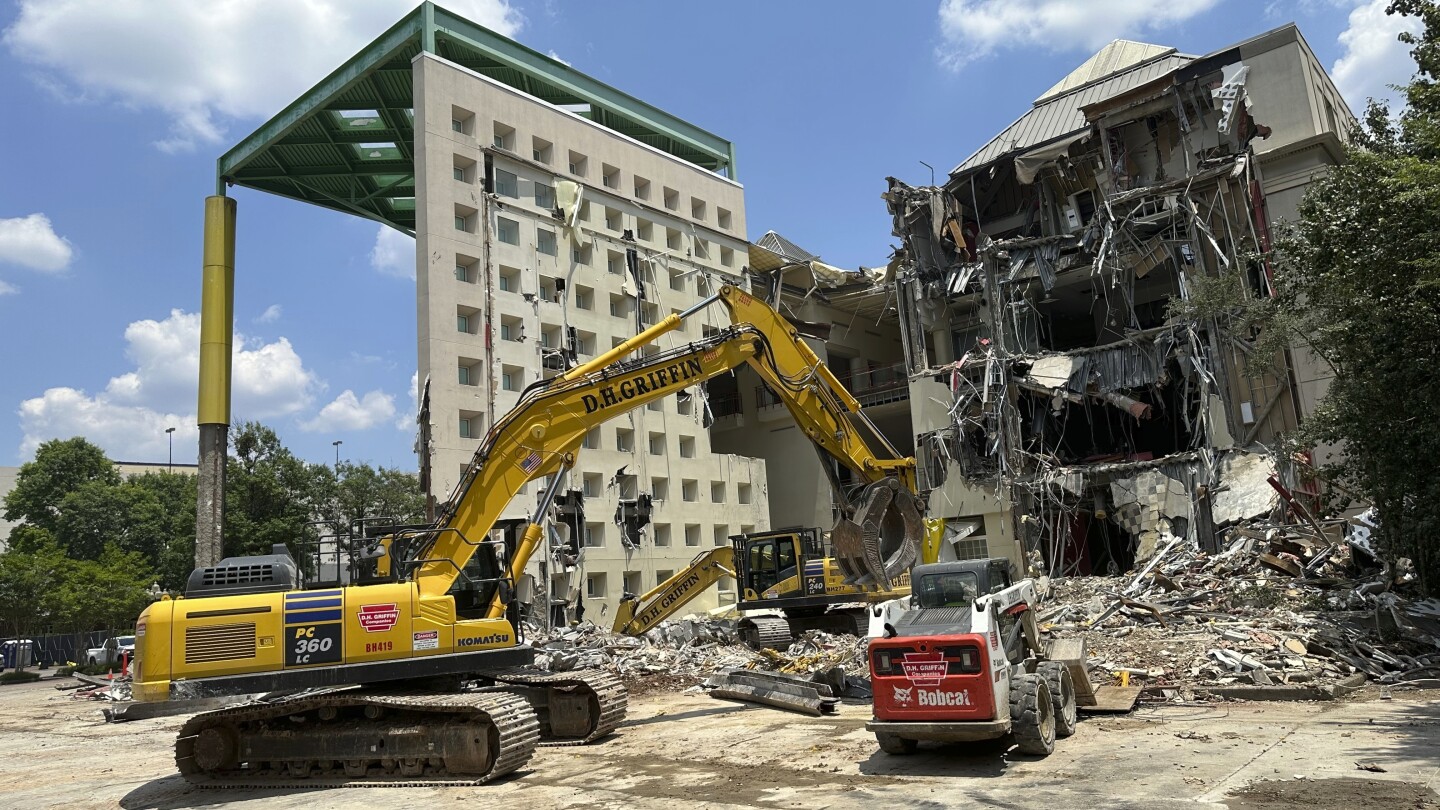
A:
[1040, 513, 1440, 697]
[522, 618, 868, 686]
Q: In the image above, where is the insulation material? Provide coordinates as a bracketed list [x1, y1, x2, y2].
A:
[1212, 63, 1250, 135]
[1209, 452, 1279, 525]
[556, 180, 584, 230]
[1026, 355, 1081, 390]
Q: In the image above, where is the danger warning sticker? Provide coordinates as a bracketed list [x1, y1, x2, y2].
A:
[357, 603, 400, 633]
[900, 652, 948, 686]
[412, 630, 439, 651]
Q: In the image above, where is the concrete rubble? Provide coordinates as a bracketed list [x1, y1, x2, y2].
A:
[1039, 509, 1440, 700]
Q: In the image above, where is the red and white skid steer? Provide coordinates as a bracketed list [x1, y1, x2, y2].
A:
[866, 559, 1091, 756]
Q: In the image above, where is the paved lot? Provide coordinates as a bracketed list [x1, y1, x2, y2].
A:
[0, 677, 1437, 809]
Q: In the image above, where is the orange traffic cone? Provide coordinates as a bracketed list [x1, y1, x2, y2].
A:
[106, 668, 113, 681]
[120, 652, 129, 677]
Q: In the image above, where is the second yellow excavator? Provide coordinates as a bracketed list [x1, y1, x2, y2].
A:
[130, 284, 925, 786]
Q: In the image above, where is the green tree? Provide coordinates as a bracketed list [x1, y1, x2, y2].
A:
[0, 542, 69, 669]
[55, 545, 155, 634]
[129, 471, 198, 590]
[328, 462, 426, 531]
[53, 480, 167, 562]
[1262, 0, 1440, 593]
[225, 422, 324, 558]
[2, 438, 119, 533]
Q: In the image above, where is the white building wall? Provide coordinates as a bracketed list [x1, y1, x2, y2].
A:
[412, 53, 767, 622]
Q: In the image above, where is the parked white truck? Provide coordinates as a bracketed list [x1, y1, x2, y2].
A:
[85, 635, 135, 668]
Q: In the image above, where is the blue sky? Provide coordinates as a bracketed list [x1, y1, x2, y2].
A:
[0, 0, 1419, 469]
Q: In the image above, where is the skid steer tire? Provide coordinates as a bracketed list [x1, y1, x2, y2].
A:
[1038, 661, 1078, 738]
[1009, 674, 1056, 756]
[875, 731, 917, 755]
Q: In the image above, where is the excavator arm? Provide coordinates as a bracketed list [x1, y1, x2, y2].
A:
[405, 284, 921, 617]
[611, 546, 736, 636]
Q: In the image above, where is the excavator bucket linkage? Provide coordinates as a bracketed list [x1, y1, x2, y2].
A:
[833, 478, 923, 590]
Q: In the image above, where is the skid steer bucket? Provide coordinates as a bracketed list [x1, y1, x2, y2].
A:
[832, 478, 923, 590]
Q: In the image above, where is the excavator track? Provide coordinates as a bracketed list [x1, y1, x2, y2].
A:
[175, 689, 540, 788]
[479, 667, 628, 745]
[739, 616, 795, 650]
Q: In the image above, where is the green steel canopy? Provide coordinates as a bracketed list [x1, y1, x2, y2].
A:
[217, 2, 737, 234]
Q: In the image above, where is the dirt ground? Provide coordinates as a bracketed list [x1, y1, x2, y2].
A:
[1, 677, 1438, 809]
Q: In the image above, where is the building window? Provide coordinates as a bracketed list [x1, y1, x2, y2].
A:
[679, 436, 695, 458]
[583, 473, 602, 497]
[648, 432, 665, 456]
[501, 365, 521, 391]
[602, 163, 620, 189]
[666, 227, 681, 250]
[497, 217, 519, 245]
[669, 269, 687, 292]
[616, 428, 634, 452]
[497, 267, 517, 292]
[623, 571, 641, 596]
[493, 122, 515, 150]
[656, 569, 673, 585]
[459, 417, 473, 439]
[457, 305, 478, 334]
[576, 332, 595, 355]
[494, 169, 518, 198]
[567, 150, 587, 177]
[738, 483, 752, 504]
[654, 526, 671, 547]
[451, 106, 474, 135]
[663, 187, 678, 211]
[607, 251, 624, 275]
[717, 207, 733, 230]
[453, 155, 475, 183]
[537, 228, 557, 256]
[721, 246, 734, 268]
[694, 238, 709, 260]
[691, 197, 707, 222]
[634, 175, 651, 200]
[532, 136, 552, 164]
[636, 219, 653, 242]
[713, 525, 729, 546]
[651, 477, 668, 501]
[459, 359, 480, 386]
[582, 427, 600, 449]
[609, 295, 629, 319]
[710, 481, 725, 503]
[584, 524, 605, 549]
[604, 207, 622, 232]
[454, 263, 469, 282]
[572, 245, 591, 265]
[535, 182, 554, 210]
[574, 286, 593, 310]
[685, 524, 701, 547]
[682, 479, 698, 502]
[586, 571, 606, 597]
[455, 204, 477, 233]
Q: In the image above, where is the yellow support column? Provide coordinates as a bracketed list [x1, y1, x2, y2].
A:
[195, 195, 236, 569]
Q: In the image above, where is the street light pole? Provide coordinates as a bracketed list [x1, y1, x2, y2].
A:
[165, 427, 176, 471]
[333, 440, 343, 470]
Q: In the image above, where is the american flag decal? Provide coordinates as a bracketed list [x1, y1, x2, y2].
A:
[520, 451, 542, 474]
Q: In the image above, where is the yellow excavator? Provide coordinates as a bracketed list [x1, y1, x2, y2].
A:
[131, 284, 923, 786]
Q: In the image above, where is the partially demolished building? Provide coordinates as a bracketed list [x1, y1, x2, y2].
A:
[884, 27, 1353, 574]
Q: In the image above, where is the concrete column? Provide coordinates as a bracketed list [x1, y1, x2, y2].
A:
[195, 195, 236, 569]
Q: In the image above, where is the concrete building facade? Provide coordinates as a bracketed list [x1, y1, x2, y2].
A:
[882, 25, 1353, 575]
[409, 50, 768, 623]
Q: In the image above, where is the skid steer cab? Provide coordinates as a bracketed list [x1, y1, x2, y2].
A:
[866, 559, 1081, 757]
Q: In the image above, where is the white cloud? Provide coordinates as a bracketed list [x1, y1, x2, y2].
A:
[1333, 0, 1421, 113]
[2, 1, 523, 152]
[547, 49, 571, 66]
[0, 213, 74, 272]
[254, 304, 283, 324]
[395, 371, 420, 431]
[300, 390, 397, 433]
[0, 280, 16, 296]
[369, 225, 415, 279]
[18, 309, 320, 460]
[935, 0, 1221, 69]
